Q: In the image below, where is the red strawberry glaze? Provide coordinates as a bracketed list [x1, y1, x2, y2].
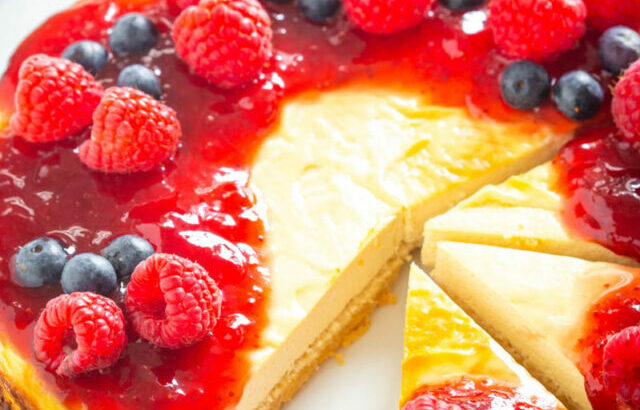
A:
[554, 125, 640, 263]
[403, 377, 562, 410]
[0, 0, 598, 409]
[574, 267, 640, 409]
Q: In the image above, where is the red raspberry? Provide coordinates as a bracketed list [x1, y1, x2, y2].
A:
[33, 292, 127, 377]
[584, 0, 640, 30]
[488, 0, 587, 61]
[613, 60, 640, 143]
[602, 326, 640, 408]
[343, 0, 435, 34]
[172, 0, 273, 88]
[78, 87, 181, 173]
[9, 54, 103, 143]
[125, 253, 223, 349]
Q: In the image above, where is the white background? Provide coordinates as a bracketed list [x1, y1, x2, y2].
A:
[0, 2, 409, 409]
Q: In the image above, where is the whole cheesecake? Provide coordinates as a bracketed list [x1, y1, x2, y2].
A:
[0, 0, 577, 409]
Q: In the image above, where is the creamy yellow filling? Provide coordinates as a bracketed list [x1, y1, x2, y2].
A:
[422, 163, 637, 266]
[401, 265, 517, 405]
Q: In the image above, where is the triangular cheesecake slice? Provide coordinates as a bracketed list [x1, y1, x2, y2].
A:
[422, 163, 636, 267]
[431, 242, 640, 409]
[401, 264, 563, 409]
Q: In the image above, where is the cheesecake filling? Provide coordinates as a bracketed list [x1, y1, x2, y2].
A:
[401, 266, 561, 410]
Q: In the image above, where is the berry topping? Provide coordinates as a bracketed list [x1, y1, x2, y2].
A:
[13, 238, 67, 288]
[298, 0, 342, 22]
[61, 40, 109, 75]
[552, 70, 604, 120]
[117, 64, 163, 99]
[9, 54, 103, 143]
[78, 87, 182, 173]
[343, 0, 434, 34]
[613, 60, 640, 142]
[34, 292, 126, 377]
[109, 13, 158, 56]
[168, 0, 199, 10]
[583, 0, 640, 31]
[125, 253, 223, 349]
[268, 0, 293, 3]
[488, 0, 587, 61]
[602, 326, 640, 408]
[599, 26, 640, 75]
[102, 234, 155, 280]
[500, 60, 551, 110]
[439, 0, 485, 11]
[61, 253, 117, 296]
[402, 394, 456, 410]
[172, 0, 273, 88]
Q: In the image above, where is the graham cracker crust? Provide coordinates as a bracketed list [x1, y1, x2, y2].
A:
[256, 244, 413, 410]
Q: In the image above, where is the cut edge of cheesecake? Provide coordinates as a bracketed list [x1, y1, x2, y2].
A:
[401, 263, 521, 406]
[244, 129, 570, 410]
[430, 241, 593, 410]
[421, 163, 636, 268]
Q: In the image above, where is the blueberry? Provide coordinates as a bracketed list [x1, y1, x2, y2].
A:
[61, 40, 109, 75]
[500, 61, 551, 111]
[109, 13, 158, 56]
[102, 235, 154, 280]
[61, 253, 117, 295]
[298, 0, 341, 22]
[552, 70, 604, 121]
[439, 0, 485, 11]
[599, 26, 640, 75]
[13, 238, 67, 288]
[117, 65, 163, 99]
[267, 0, 293, 3]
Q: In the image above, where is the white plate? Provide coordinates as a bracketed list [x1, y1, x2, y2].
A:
[0, 2, 407, 409]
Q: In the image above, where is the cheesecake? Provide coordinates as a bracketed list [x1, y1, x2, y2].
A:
[0, 0, 577, 409]
[431, 241, 640, 409]
[422, 162, 637, 267]
[400, 263, 562, 409]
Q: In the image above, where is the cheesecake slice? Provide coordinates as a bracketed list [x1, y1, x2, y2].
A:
[239, 83, 573, 409]
[431, 242, 640, 409]
[401, 264, 562, 409]
[422, 163, 636, 267]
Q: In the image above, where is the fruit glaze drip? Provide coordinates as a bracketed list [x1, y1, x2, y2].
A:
[402, 377, 562, 410]
[575, 268, 640, 409]
[0, 0, 616, 408]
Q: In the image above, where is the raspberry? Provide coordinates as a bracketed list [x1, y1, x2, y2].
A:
[9, 54, 103, 143]
[602, 326, 640, 408]
[584, 0, 640, 31]
[33, 292, 127, 377]
[488, 0, 587, 61]
[172, 0, 273, 88]
[343, 0, 435, 34]
[125, 253, 223, 349]
[612, 60, 640, 143]
[78, 87, 181, 173]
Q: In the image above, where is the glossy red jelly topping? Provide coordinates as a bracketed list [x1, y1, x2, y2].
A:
[0, 0, 585, 409]
[403, 377, 561, 410]
[554, 125, 640, 263]
[574, 268, 640, 409]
